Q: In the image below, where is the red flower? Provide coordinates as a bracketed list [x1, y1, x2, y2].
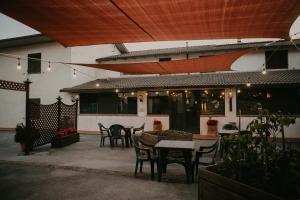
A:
[207, 120, 218, 125]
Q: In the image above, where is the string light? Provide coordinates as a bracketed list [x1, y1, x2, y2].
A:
[145, 92, 148, 96]
[115, 89, 119, 93]
[155, 91, 159, 95]
[131, 91, 135, 95]
[237, 89, 241, 93]
[95, 83, 100, 87]
[47, 61, 51, 71]
[185, 90, 188, 93]
[17, 58, 21, 70]
[73, 69, 77, 78]
[246, 77, 251, 87]
[262, 65, 267, 75]
[166, 90, 169, 95]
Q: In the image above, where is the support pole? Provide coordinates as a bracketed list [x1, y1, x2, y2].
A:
[75, 98, 79, 130]
[24, 79, 32, 155]
[57, 96, 62, 132]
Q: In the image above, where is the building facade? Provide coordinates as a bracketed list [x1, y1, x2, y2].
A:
[0, 35, 300, 138]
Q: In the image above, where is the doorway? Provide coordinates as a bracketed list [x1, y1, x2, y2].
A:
[169, 91, 200, 133]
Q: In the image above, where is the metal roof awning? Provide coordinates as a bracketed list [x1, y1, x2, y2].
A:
[0, 0, 299, 46]
[61, 69, 300, 93]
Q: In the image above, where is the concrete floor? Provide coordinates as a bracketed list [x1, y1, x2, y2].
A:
[0, 131, 204, 200]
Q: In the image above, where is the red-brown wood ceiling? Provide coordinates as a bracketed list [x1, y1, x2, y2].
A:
[0, 0, 299, 46]
[77, 49, 252, 74]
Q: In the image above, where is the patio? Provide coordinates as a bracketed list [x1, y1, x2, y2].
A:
[0, 131, 212, 182]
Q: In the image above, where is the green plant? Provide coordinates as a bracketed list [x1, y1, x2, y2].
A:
[14, 123, 40, 154]
[212, 109, 299, 198]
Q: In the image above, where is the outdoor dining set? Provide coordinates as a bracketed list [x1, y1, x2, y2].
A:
[97, 122, 220, 184]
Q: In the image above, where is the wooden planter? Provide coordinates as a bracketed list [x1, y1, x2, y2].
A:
[198, 167, 282, 200]
[207, 125, 218, 136]
[51, 132, 80, 148]
[153, 124, 162, 131]
[141, 131, 192, 145]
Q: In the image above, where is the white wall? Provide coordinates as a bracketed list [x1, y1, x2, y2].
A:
[0, 42, 120, 128]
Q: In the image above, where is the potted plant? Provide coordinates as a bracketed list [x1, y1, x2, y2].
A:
[14, 123, 40, 155]
[199, 109, 299, 200]
[153, 119, 162, 131]
[206, 118, 218, 136]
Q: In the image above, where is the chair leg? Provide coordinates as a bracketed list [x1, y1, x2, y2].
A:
[102, 137, 105, 146]
[135, 160, 139, 177]
[100, 137, 103, 147]
[140, 161, 143, 172]
[121, 138, 124, 149]
[150, 161, 155, 180]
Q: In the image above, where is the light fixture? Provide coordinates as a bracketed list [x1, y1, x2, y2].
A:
[262, 65, 267, 75]
[185, 90, 188, 93]
[166, 90, 170, 95]
[204, 90, 208, 94]
[115, 88, 119, 93]
[131, 91, 135, 95]
[246, 77, 251, 87]
[155, 91, 159, 95]
[145, 92, 148, 96]
[229, 91, 233, 97]
[222, 92, 225, 95]
[72, 69, 76, 78]
[237, 89, 241, 93]
[47, 61, 51, 71]
[17, 58, 21, 70]
[95, 83, 100, 87]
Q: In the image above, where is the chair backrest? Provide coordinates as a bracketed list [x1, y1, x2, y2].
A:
[140, 123, 145, 130]
[200, 136, 221, 164]
[109, 124, 125, 138]
[132, 135, 142, 156]
[98, 123, 109, 135]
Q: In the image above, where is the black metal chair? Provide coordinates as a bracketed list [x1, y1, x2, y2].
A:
[193, 136, 221, 175]
[109, 124, 126, 149]
[98, 123, 111, 147]
[132, 135, 158, 180]
[133, 123, 145, 135]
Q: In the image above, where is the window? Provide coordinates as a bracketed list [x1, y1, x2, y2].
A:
[28, 53, 41, 74]
[147, 92, 169, 114]
[237, 88, 300, 115]
[79, 93, 137, 114]
[159, 57, 171, 62]
[265, 50, 288, 69]
[199, 89, 225, 115]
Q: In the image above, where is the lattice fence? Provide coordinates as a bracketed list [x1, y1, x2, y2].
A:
[30, 98, 77, 148]
[0, 80, 25, 91]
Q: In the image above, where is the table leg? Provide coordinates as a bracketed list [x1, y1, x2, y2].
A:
[183, 150, 193, 184]
[125, 129, 131, 148]
[157, 149, 168, 182]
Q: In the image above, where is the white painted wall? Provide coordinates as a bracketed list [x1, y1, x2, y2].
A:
[0, 42, 119, 128]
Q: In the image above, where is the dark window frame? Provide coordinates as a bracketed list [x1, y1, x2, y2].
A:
[28, 53, 42, 74]
[159, 57, 171, 62]
[265, 50, 288, 69]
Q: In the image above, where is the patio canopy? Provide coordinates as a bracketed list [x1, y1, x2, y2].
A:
[77, 49, 251, 74]
[0, 0, 299, 46]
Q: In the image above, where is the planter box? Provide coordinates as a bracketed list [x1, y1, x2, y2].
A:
[141, 130, 192, 145]
[207, 125, 217, 136]
[51, 132, 80, 148]
[198, 167, 282, 200]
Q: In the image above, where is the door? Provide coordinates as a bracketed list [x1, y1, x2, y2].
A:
[169, 91, 200, 133]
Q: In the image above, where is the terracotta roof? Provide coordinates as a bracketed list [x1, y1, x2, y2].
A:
[61, 69, 300, 93]
[96, 39, 300, 62]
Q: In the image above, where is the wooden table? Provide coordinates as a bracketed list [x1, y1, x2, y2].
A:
[155, 140, 195, 184]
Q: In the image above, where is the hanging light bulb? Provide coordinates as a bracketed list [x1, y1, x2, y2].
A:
[155, 91, 159, 95]
[73, 69, 77, 78]
[185, 90, 188, 93]
[262, 66, 267, 75]
[145, 92, 148, 96]
[47, 61, 51, 71]
[95, 83, 100, 87]
[131, 91, 135, 95]
[246, 77, 251, 87]
[115, 88, 119, 93]
[166, 90, 170, 95]
[17, 58, 21, 70]
[237, 89, 241, 93]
